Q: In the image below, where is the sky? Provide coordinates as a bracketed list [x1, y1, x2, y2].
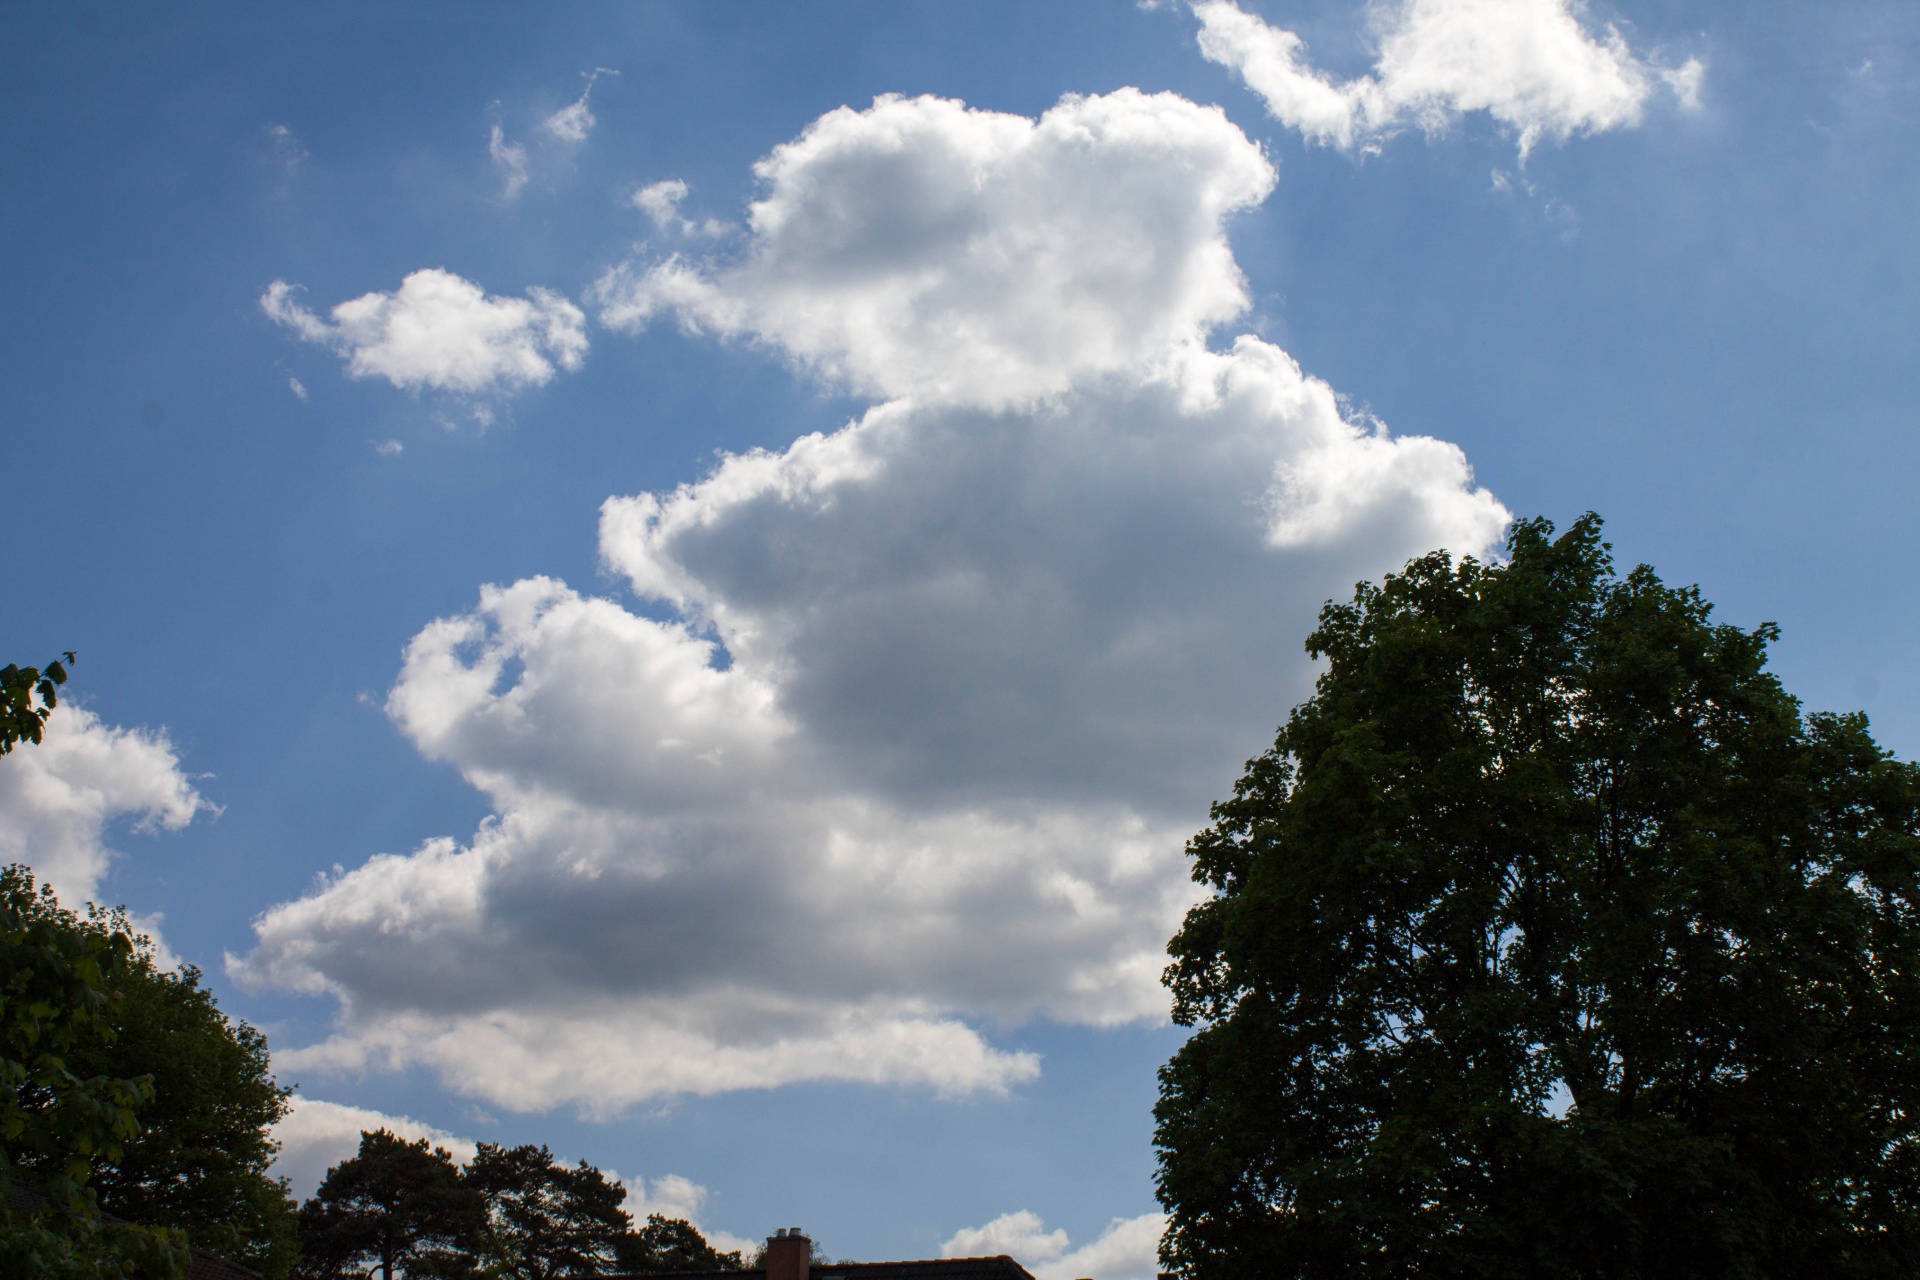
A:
[2, 2, 1917, 1276]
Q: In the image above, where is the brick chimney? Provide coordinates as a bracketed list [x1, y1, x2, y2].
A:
[764, 1227, 809, 1280]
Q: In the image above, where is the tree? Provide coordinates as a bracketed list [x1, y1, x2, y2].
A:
[0, 653, 71, 755]
[0, 866, 186, 1279]
[298, 1130, 485, 1280]
[466, 1142, 630, 1279]
[56, 911, 299, 1278]
[1155, 515, 1920, 1279]
[618, 1213, 745, 1273]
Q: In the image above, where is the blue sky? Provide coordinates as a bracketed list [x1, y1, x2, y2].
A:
[2, 2, 1916, 1275]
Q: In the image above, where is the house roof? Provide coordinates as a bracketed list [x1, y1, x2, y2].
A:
[814, 1260, 1040, 1280]
[630, 1257, 1039, 1280]
[183, 1247, 264, 1280]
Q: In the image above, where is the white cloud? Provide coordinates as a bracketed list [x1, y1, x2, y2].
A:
[595, 90, 1277, 410]
[374, 438, 404, 456]
[632, 179, 727, 237]
[942, 1210, 1164, 1280]
[0, 704, 212, 907]
[942, 1210, 1068, 1262]
[269, 1096, 478, 1201]
[634, 178, 689, 229]
[489, 123, 530, 198]
[544, 69, 616, 143]
[264, 123, 309, 178]
[261, 270, 587, 396]
[288, 375, 308, 400]
[1191, 0, 1703, 157]
[235, 89, 1507, 1111]
[620, 1173, 757, 1257]
[624, 1172, 709, 1223]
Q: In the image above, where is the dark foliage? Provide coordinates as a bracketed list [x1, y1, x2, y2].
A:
[619, 1213, 746, 1273]
[0, 653, 71, 756]
[1156, 515, 1920, 1279]
[302, 1132, 744, 1278]
[0, 865, 187, 1279]
[467, 1141, 630, 1278]
[59, 927, 298, 1278]
[297, 1130, 485, 1280]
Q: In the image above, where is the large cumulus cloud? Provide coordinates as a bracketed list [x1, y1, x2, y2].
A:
[597, 90, 1275, 409]
[232, 88, 1509, 1110]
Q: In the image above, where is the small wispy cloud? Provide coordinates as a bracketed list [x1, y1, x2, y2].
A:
[489, 122, 529, 199]
[288, 375, 308, 401]
[544, 67, 619, 143]
[631, 178, 727, 237]
[265, 122, 309, 174]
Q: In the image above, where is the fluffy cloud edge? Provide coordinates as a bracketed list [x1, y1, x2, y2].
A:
[1191, 0, 1703, 157]
[593, 88, 1276, 410]
[0, 703, 213, 908]
[942, 1210, 1165, 1280]
[257, 996, 1044, 1116]
[269, 1095, 479, 1201]
[619, 1171, 758, 1258]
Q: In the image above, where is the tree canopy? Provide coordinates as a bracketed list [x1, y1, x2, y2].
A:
[621, 1213, 745, 1273]
[466, 1141, 629, 1279]
[1155, 515, 1920, 1279]
[2, 659, 298, 1277]
[56, 916, 298, 1277]
[297, 1131, 744, 1279]
[297, 1130, 485, 1280]
[0, 866, 186, 1280]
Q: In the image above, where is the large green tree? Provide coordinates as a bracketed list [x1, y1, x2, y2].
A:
[1155, 515, 1920, 1279]
[57, 913, 299, 1278]
[0, 867, 186, 1280]
[2, 654, 185, 1278]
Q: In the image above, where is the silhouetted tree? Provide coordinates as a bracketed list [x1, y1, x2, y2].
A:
[1156, 515, 1920, 1278]
[467, 1142, 629, 1278]
[298, 1130, 484, 1280]
[618, 1214, 745, 1273]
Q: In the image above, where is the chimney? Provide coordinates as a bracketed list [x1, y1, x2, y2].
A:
[765, 1227, 809, 1280]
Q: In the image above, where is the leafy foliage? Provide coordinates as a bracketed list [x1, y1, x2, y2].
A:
[54, 919, 298, 1278]
[0, 865, 187, 1279]
[297, 1130, 485, 1280]
[0, 653, 71, 756]
[1155, 515, 1920, 1279]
